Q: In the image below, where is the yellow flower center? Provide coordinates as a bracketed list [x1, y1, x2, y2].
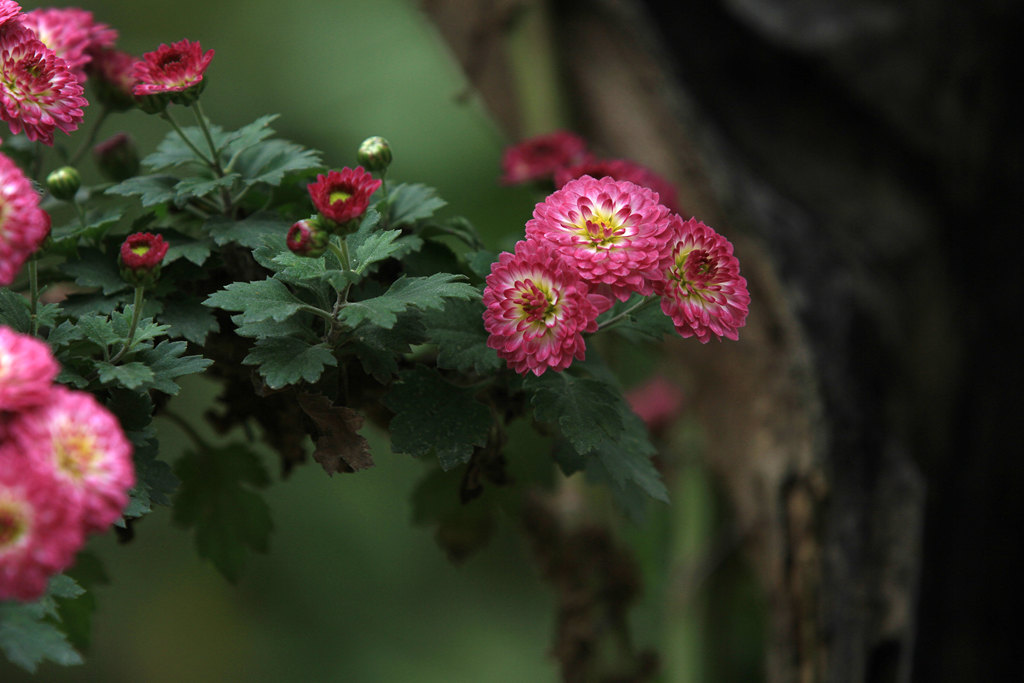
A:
[0, 496, 29, 551]
[329, 190, 353, 204]
[54, 422, 100, 482]
[516, 279, 558, 327]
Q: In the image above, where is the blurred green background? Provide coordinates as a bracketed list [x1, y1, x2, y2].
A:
[3, 1, 764, 680]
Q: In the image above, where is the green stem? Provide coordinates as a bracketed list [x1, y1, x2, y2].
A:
[160, 109, 214, 167]
[191, 101, 223, 174]
[68, 106, 110, 167]
[28, 257, 39, 336]
[72, 200, 88, 232]
[597, 296, 657, 331]
[109, 286, 145, 364]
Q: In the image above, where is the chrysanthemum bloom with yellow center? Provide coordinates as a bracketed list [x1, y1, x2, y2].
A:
[0, 325, 59, 412]
[0, 151, 51, 286]
[500, 130, 588, 185]
[132, 38, 213, 104]
[307, 167, 381, 230]
[0, 22, 86, 144]
[654, 216, 750, 343]
[525, 175, 675, 302]
[9, 386, 134, 534]
[0, 452, 84, 601]
[483, 239, 600, 376]
[19, 7, 117, 82]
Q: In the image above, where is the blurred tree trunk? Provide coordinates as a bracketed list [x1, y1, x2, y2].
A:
[421, 1, 1021, 681]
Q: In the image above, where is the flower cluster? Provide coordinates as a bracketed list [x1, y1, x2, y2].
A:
[501, 131, 680, 212]
[1, 326, 135, 601]
[486, 132, 750, 376]
[1, 3, 217, 141]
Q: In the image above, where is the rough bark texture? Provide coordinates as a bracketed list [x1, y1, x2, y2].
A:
[420, 0, 1020, 681]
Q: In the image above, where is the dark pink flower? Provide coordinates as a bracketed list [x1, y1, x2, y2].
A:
[9, 385, 135, 534]
[119, 232, 168, 270]
[0, 22, 87, 144]
[0, 151, 50, 286]
[555, 157, 682, 214]
[654, 217, 750, 343]
[286, 218, 329, 257]
[18, 7, 116, 81]
[132, 39, 213, 100]
[625, 376, 684, 433]
[0, 326, 59, 412]
[501, 130, 588, 185]
[0, 2, 20, 28]
[307, 167, 381, 227]
[0, 448, 85, 602]
[483, 239, 599, 376]
[525, 175, 675, 301]
[87, 47, 136, 111]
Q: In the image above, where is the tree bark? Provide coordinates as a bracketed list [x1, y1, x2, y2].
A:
[420, 0, 1021, 681]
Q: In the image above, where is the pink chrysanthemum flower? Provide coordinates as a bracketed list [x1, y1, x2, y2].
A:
[87, 47, 136, 111]
[483, 239, 600, 376]
[0, 1, 20, 28]
[0, 450, 84, 602]
[501, 130, 588, 185]
[555, 157, 682, 214]
[525, 175, 675, 301]
[0, 326, 59, 412]
[19, 8, 116, 82]
[307, 167, 381, 226]
[625, 375, 684, 433]
[654, 217, 750, 343]
[0, 152, 50, 286]
[119, 231, 168, 270]
[10, 386, 135, 534]
[132, 39, 213, 99]
[0, 22, 87, 144]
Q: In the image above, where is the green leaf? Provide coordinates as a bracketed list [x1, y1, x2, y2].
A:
[46, 320, 84, 349]
[125, 439, 179, 517]
[73, 313, 119, 349]
[235, 138, 322, 188]
[350, 313, 428, 382]
[0, 287, 30, 332]
[206, 212, 291, 248]
[173, 443, 273, 583]
[49, 206, 125, 246]
[160, 298, 220, 344]
[351, 229, 422, 276]
[243, 336, 337, 389]
[585, 411, 669, 521]
[384, 366, 491, 470]
[220, 114, 280, 158]
[60, 248, 129, 295]
[144, 126, 222, 171]
[106, 174, 178, 207]
[203, 278, 309, 323]
[174, 173, 239, 205]
[95, 360, 154, 389]
[526, 373, 625, 454]
[134, 340, 212, 395]
[0, 578, 84, 673]
[110, 307, 170, 348]
[232, 313, 312, 340]
[385, 183, 447, 225]
[465, 249, 499, 280]
[338, 273, 478, 330]
[423, 297, 502, 374]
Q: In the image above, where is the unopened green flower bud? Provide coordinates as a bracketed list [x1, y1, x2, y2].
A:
[93, 133, 141, 182]
[357, 136, 392, 172]
[46, 166, 81, 202]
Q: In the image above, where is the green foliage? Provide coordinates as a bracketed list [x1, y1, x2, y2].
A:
[423, 297, 502, 374]
[0, 577, 85, 673]
[384, 366, 492, 470]
[173, 443, 273, 583]
[338, 273, 478, 330]
[243, 336, 337, 389]
[204, 278, 311, 324]
[385, 182, 447, 225]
